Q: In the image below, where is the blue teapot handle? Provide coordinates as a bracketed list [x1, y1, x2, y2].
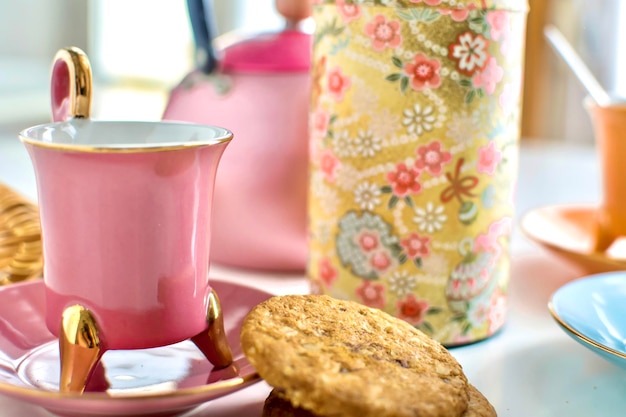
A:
[186, 0, 218, 74]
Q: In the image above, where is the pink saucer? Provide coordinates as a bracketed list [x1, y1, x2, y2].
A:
[520, 204, 626, 274]
[0, 279, 272, 417]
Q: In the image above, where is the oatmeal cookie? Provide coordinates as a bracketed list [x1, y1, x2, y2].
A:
[262, 385, 497, 417]
[463, 384, 497, 417]
[241, 295, 470, 417]
[262, 389, 317, 417]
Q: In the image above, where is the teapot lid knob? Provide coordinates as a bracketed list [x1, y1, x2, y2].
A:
[275, 0, 312, 23]
[221, 30, 311, 73]
[219, 0, 312, 74]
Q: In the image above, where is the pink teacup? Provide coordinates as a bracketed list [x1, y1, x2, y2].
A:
[19, 47, 234, 393]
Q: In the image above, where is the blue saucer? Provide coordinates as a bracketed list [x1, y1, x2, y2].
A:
[549, 272, 626, 369]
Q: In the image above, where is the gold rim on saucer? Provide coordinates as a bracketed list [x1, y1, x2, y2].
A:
[0, 279, 268, 413]
[0, 183, 43, 285]
[547, 301, 626, 360]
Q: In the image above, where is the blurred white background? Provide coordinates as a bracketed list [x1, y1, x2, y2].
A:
[0, 0, 625, 142]
[0, 0, 282, 128]
[546, 0, 626, 143]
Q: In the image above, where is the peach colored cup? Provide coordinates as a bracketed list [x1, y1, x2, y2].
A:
[585, 98, 626, 252]
[20, 119, 232, 350]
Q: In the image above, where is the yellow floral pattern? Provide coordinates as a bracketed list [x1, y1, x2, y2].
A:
[307, 0, 527, 345]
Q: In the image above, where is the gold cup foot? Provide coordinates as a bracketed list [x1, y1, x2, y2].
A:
[59, 304, 103, 394]
[191, 289, 233, 368]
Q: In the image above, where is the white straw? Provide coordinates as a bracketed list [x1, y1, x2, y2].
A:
[544, 25, 612, 107]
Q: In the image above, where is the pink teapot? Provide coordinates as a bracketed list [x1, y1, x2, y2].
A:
[163, 0, 311, 271]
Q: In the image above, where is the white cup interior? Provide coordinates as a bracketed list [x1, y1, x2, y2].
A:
[19, 119, 232, 151]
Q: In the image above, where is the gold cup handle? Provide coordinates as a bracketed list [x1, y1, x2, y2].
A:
[51, 47, 92, 122]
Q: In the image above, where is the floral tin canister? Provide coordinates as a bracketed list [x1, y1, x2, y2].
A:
[307, 0, 528, 346]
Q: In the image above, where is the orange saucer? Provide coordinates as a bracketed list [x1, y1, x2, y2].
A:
[520, 204, 626, 274]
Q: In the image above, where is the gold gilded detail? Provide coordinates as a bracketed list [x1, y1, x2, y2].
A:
[53, 46, 92, 119]
[59, 304, 102, 394]
[191, 289, 234, 368]
[0, 184, 43, 285]
[548, 301, 626, 359]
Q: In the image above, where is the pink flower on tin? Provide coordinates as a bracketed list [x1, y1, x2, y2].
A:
[488, 290, 507, 334]
[474, 217, 512, 260]
[468, 303, 489, 328]
[404, 53, 442, 91]
[409, 0, 442, 5]
[397, 294, 430, 325]
[370, 251, 392, 272]
[319, 257, 338, 288]
[327, 66, 351, 101]
[415, 141, 452, 176]
[319, 148, 340, 182]
[386, 163, 423, 197]
[439, 5, 476, 22]
[401, 233, 430, 259]
[356, 280, 386, 309]
[448, 32, 489, 76]
[311, 110, 330, 139]
[472, 57, 503, 95]
[364, 14, 402, 51]
[486, 10, 510, 41]
[336, 0, 361, 23]
[477, 141, 503, 175]
[358, 231, 380, 252]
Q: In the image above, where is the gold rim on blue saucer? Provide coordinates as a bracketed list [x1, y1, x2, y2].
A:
[548, 301, 626, 360]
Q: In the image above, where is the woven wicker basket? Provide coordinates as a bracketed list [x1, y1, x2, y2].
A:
[0, 183, 43, 285]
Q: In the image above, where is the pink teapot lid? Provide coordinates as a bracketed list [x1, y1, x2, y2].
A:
[220, 29, 311, 74]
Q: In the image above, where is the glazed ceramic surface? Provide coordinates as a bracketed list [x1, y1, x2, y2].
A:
[3, 119, 626, 417]
[164, 2, 311, 271]
[20, 120, 231, 349]
[584, 99, 626, 252]
[520, 204, 626, 274]
[164, 69, 309, 271]
[308, 0, 528, 345]
[0, 279, 269, 417]
[549, 272, 626, 370]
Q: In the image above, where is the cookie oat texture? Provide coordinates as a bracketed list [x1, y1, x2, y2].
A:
[241, 295, 471, 417]
[463, 384, 497, 417]
[262, 386, 496, 417]
[262, 389, 318, 417]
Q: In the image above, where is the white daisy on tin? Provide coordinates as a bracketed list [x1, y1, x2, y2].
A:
[354, 181, 382, 211]
[387, 271, 418, 297]
[413, 202, 447, 233]
[332, 129, 355, 158]
[403, 104, 436, 136]
[354, 130, 382, 158]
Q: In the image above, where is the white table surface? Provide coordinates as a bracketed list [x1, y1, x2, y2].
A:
[0, 131, 621, 417]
